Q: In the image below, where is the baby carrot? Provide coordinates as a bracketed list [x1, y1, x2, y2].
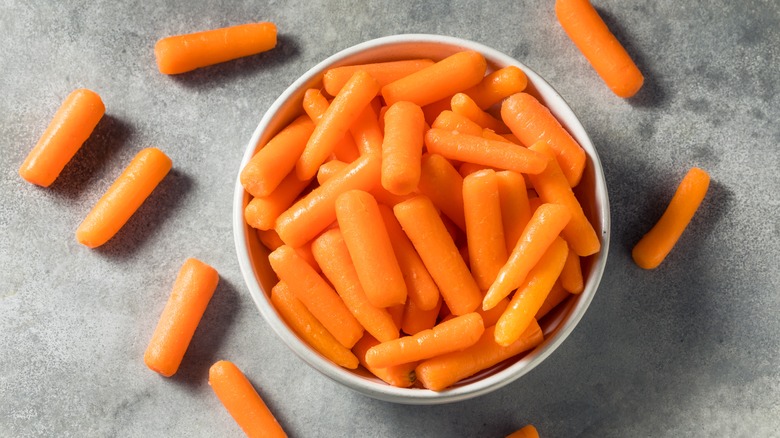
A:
[268, 245, 364, 348]
[393, 196, 482, 315]
[556, 0, 644, 98]
[560, 244, 584, 294]
[381, 101, 425, 196]
[527, 141, 601, 257]
[256, 228, 284, 251]
[535, 280, 570, 320]
[315, 160, 412, 207]
[402, 296, 443, 336]
[451, 93, 508, 133]
[240, 115, 315, 198]
[144, 258, 219, 377]
[352, 334, 417, 388]
[477, 297, 510, 328]
[382, 51, 487, 107]
[424, 129, 548, 175]
[336, 190, 407, 307]
[463, 169, 508, 290]
[501, 92, 586, 187]
[462, 66, 528, 109]
[302, 89, 361, 163]
[244, 171, 311, 230]
[506, 425, 539, 438]
[76, 147, 171, 248]
[417, 154, 467, 231]
[496, 170, 532, 254]
[271, 282, 359, 369]
[482, 128, 513, 143]
[323, 59, 435, 96]
[19, 89, 105, 187]
[387, 304, 406, 330]
[415, 321, 543, 391]
[297, 70, 379, 180]
[483, 203, 571, 310]
[349, 104, 384, 156]
[155, 22, 277, 75]
[276, 153, 381, 247]
[422, 98, 453, 126]
[379, 205, 440, 311]
[365, 313, 484, 368]
[495, 237, 569, 346]
[312, 229, 400, 342]
[632, 167, 710, 269]
[458, 162, 494, 178]
[431, 110, 484, 136]
[317, 159, 348, 184]
[208, 360, 287, 438]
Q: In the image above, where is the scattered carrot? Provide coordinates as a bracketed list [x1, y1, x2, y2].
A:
[506, 425, 539, 438]
[430, 110, 484, 136]
[483, 203, 571, 310]
[535, 280, 570, 320]
[76, 147, 171, 248]
[155, 22, 277, 75]
[323, 59, 435, 96]
[555, 0, 644, 98]
[144, 258, 219, 377]
[417, 153, 467, 231]
[244, 171, 311, 230]
[349, 104, 384, 155]
[301, 89, 361, 162]
[496, 170, 532, 254]
[393, 195, 482, 315]
[632, 167, 710, 269]
[501, 92, 586, 187]
[462, 66, 528, 109]
[402, 296, 443, 336]
[208, 360, 287, 438]
[352, 334, 417, 388]
[560, 244, 584, 293]
[365, 313, 484, 368]
[316, 159, 348, 185]
[271, 282, 359, 368]
[451, 93, 508, 133]
[381, 101, 425, 195]
[382, 51, 487, 107]
[415, 321, 543, 391]
[19, 88, 105, 187]
[463, 169, 508, 290]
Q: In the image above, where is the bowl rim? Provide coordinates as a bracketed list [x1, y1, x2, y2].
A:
[233, 33, 611, 404]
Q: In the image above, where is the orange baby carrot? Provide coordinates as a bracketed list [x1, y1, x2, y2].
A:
[352, 334, 417, 388]
[482, 128, 513, 143]
[477, 297, 510, 328]
[365, 313, 484, 368]
[483, 203, 571, 310]
[495, 237, 568, 346]
[417, 154, 467, 231]
[297, 71, 380, 180]
[19, 89, 105, 187]
[317, 159, 348, 185]
[387, 304, 405, 330]
[458, 162, 494, 178]
[431, 110, 484, 136]
[155, 22, 277, 75]
[556, 0, 644, 98]
[415, 321, 543, 391]
[560, 244, 584, 293]
[271, 282, 358, 369]
[402, 296, 443, 336]
[349, 104, 384, 156]
[382, 51, 487, 107]
[381, 101, 425, 196]
[276, 153, 381, 247]
[496, 170, 532, 254]
[379, 205, 440, 311]
[501, 92, 586, 187]
[335, 190, 407, 307]
[462, 66, 529, 109]
[144, 258, 219, 377]
[244, 172, 311, 230]
[422, 98, 453, 126]
[632, 167, 710, 269]
[535, 280, 570, 320]
[256, 228, 284, 251]
[528, 141, 601, 256]
[463, 169, 508, 290]
[269, 246, 364, 348]
[302, 89, 361, 163]
[425, 129, 548, 175]
[323, 59, 435, 96]
[240, 115, 315, 198]
[451, 93, 508, 133]
[76, 147, 171, 248]
[208, 360, 287, 438]
[312, 229, 400, 342]
[506, 425, 539, 438]
[393, 196, 482, 315]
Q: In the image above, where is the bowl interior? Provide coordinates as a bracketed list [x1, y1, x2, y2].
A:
[233, 34, 610, 404]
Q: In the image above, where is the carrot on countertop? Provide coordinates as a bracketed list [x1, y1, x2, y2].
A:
[506, 425, 539, 438]
[463, 169, 508, 290]
[312, 229, 400, 342]
[244, 171, 311, 231]
[349, 102, 384, 156]
[415, 321, 544, 391]
[535, 280, 570, 320]
[144, 258, 219, 377]
[271, 282, 359, 369]
[381, 101, 425, 196]
[632, 167, 710, 269]
[19, 89, 105, 187]
[269, 245, 364, 348]
[555, 0, 644, 98]
[155, 22, 277, 75]
[382, 51, 487, 107]
[393, 195, 482, 315]
[323, 59, 435, 96]
[560, 244, 584, 293]
[352, 334, 417, 388]
[208, 360, 287, 438]
[365, 313, 484, 368]
[495, 237, 568, 346]
[417, 154, 467, 231]
[501, 92, 586, 187]
[431, 110, 484, 137]
[302, 89, 361, 163]
[483, 203, 571, 311]
[462, 66, 528, 109]
[240, 115, 315, 198]
[76, 147, 172, 248]
[451, 93, 508, 134]
[402, 296, 443, 336]
[496, 170, 531, 254]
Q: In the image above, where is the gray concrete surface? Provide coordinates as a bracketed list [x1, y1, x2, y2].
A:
[1, 0, 778, 436]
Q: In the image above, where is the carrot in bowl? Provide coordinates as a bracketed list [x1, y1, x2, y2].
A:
[463, 169, 508, 291]
[495, 170, 531, 254]
[19, 88, 105, 187]
[323, 59, 435, 96]
[462, 65, 528, 109]
[155, 22, 277, 75]
[450, 93, 508, 133]
[352, 334, 417, 388]
[244, 171, 311, 231]
[381, 101, 425, 196]
[302, 89, 361, 162]
[417, 153, 467, 231]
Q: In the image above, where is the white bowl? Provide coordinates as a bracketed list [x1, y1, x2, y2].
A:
[233, 34, 610, 404]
